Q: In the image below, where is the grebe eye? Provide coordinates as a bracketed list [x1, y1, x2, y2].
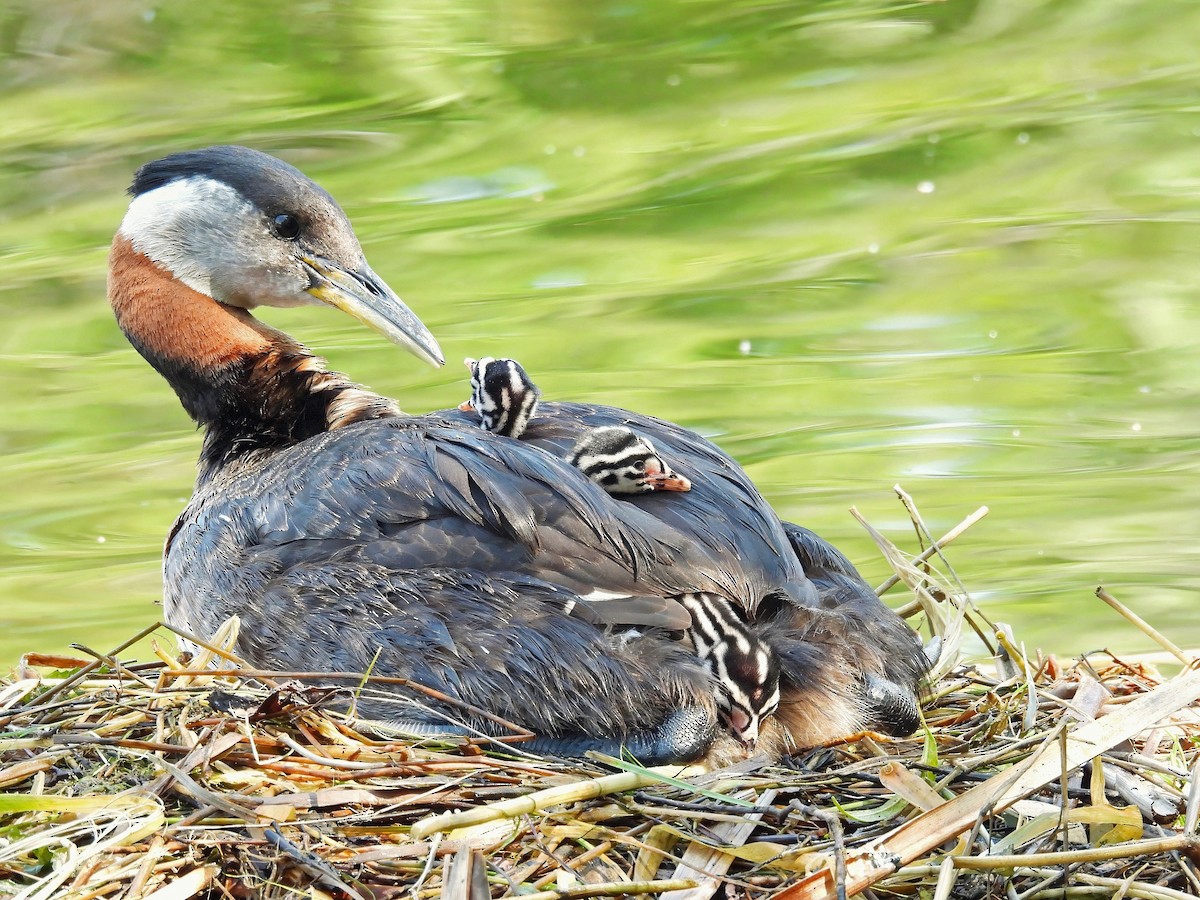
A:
[271, 213, 301, 241]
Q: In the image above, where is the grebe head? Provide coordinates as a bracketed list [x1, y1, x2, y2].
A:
[115, 144, 443, 368]
[678, 592, 780, 748]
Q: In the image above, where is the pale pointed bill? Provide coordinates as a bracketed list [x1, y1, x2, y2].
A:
[303, 255, 444, 368]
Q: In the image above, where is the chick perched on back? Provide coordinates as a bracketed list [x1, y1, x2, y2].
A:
[460, 357, 690, 494]
[460, 355, 778, 745]
[459, 356, 540, 438]
[566, 426, 691, 494]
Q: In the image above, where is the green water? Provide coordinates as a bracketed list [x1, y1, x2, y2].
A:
[2, 0, 1199, 667]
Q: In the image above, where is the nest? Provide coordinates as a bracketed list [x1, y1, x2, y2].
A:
[3, 490, 1200, 900]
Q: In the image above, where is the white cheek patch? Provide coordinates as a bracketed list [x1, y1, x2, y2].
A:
[120, 176, 257, 299]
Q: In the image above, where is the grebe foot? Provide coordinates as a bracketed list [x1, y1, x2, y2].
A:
[368, 706, 715, 765]
[861, 675, 922, 737]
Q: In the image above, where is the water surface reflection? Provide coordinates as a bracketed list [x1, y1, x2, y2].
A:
[1, 0, 1199, 663]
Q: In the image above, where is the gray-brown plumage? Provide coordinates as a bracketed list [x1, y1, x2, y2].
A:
[456, 358, 776, 743]
[109, 145, 925, 763]
[459, 359, 771, 738]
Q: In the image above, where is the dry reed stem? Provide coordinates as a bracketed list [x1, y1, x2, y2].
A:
[1096, 587, 1194, 667]
[948, 833, 1200, 869]
[411, 770, 671, 840]
[875, 505, 988, 597]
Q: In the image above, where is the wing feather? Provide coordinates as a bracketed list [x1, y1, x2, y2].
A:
[176, 407, 814, 632]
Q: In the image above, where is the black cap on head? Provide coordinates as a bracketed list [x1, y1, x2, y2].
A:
[129, 145, 340, 217]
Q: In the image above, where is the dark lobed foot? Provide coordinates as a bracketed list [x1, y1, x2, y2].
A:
[861, 675, 922, 737]
[631, 705, 716, 763]
[376, 705, 716, 765]
[523, 705, 716, 764]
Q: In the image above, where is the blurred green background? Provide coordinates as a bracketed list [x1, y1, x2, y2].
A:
[2, 0, 1199, 666]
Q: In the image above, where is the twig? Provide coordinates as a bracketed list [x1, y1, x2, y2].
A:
[158, 668, 533, 738]
[516, 879, 697, 900]
[278, 734, 381, 771]
[1095, 587, 1193, 667]
[1184, 756, 1200, 836]
[950, 833, 1200, 869]
[790, 801, 847, 900]
[893, 487, 971, 597]
[411, 770, 664, 840]
[69, 644, 158, 691]
[875, 506, 988, 596]
[263, 823, 367, 900]
[20, 622, 163, 723]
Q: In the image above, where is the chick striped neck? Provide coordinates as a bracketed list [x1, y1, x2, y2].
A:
[464, 356, 540, 438]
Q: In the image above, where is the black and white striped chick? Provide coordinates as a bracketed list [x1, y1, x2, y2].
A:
[458, 356, 540, 438]
[677, 592, 780, 748]
[461, 364, 692, 495]
[567, 426, 692, 494]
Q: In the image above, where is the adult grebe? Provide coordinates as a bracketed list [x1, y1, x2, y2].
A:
[109, 145, 924, 762]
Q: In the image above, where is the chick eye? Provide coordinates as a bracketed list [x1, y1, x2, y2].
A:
[271, 213, 301, 241]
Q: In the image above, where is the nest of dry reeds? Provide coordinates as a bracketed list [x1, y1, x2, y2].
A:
[3, 490, 1200, 900]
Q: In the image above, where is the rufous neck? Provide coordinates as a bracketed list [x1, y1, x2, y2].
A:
[108, 234, 401, 483]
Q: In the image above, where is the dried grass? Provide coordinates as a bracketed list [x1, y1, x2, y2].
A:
[3, 489, 1200, 900]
